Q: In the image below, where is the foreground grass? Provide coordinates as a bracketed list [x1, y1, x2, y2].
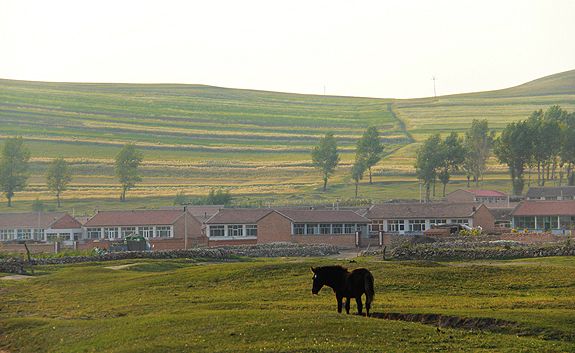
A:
[1, 257, 574, 352]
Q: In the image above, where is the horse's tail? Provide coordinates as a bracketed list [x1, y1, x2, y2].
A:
[365, 271, 375, 303]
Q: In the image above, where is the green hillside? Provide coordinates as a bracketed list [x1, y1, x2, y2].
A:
[0, 70, 573, 211]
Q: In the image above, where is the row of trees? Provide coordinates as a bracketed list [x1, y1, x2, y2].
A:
[311, 127, 385, 196]
[0, 137, 143, 207]
[415, 119, 494, 201]
[495, 106, 575, 195]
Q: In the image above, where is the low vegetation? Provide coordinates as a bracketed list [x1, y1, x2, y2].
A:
[1, 256, 574, 352]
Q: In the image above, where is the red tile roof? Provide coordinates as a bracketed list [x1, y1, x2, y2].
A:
[275, 209, 369, 223]
[84, 210, 187, 227]
[367, 202, 485, 219]
[51, 214, 83, 229]
[0, 212, 68, 229]
[511, 200, 575, 216]
[465, 190, 507, 197]
[206, 209, 273, 224]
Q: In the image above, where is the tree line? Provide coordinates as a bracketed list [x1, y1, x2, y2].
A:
[311, 127, 384, 197]
[495, 105, 575, 195]
[0, 138, 143, 207]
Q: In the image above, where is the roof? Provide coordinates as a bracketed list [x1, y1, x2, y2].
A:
[511, 200, 575, 217]
[275, 209, 369, 223]
[84, 210, 188, 227]
[0, 212, 68, 229]
[161, 205, 222, 222]
[367, 202, 485, 219]
[457, 189, 507, 197]
[51, 214, 83, 229]
[206, 209, 273, 224]
[488, 207, 514, 221]
[525, 186, 575, 199]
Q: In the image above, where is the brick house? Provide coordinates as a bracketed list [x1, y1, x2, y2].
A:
[366, 202, 495, 235]
[446, 189, 509, 206]
[525, 186, 575, 200]
[83, 210, 204, 249]
[205, 208, 370, 247]
[511, 200, 575, 234]
[0, 212, 82, 242]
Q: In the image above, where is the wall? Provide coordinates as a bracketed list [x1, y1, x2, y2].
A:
[173, 212, 207, 247]
[472, 206, 496, 233]
[291, 234, 356, 248]
[207, 239, 258, 247]
[257, 211, 292, 243]
[0, 243, 56, 254]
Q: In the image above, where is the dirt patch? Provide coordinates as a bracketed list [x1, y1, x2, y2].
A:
[0, 275, 33, 281]
[104, 263, 142, 270]
[369, 312, 571, 341]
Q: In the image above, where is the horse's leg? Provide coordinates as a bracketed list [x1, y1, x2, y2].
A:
[356, 297, 363, 315]
[345, 297, 351, 314]
[365, 294, 372, 317]
[336, 295, 343, 313]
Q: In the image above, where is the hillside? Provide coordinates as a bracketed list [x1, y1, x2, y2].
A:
[0, 70, 573, 210]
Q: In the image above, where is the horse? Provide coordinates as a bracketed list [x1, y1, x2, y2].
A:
[311, 265, 374, 316]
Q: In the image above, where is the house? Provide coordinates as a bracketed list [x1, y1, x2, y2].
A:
[83, 209, 204, 249]
[366, 202, 495, 235]
[511, 200, 575, 234]
[446, 189, 509, 206]
[525, 186, 575, 200]
[205, 208, 371, 247]
[0, 212, 83, 242]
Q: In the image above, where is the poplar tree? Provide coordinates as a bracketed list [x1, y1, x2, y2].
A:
[0, 137, 31, 207]
[115, 144, 143, 201]
[311, 133, 340, 191]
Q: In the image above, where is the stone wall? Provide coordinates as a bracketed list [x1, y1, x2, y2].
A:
[0, 242, 339, 274]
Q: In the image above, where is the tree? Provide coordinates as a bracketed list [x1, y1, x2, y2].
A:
[311, 133, 340, 191]
[0, 137, 31, 207]
[438, 132, 466, 197]
[356, 127, 384, 184]
[46, 157, 72, 207]
[115, 144, 143, 201]
[415, 134, 442, 201]
[351, 157, 367, 198]
[463, 119, 494, 186]
[494, 121, 532, 195]
[561, 113, 575, 185]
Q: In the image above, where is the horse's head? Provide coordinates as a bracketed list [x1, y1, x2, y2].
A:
[310, 267, 324, 295]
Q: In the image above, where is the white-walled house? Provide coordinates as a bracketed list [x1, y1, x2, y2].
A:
[0, 212, 83, 242]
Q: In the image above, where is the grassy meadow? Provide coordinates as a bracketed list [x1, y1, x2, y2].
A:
[0, 70, 574, 211]
[1, 256, 574, 352]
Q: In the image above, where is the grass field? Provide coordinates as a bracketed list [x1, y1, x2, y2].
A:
[1, 256, 574, 352]
[0, 70, 573, 211]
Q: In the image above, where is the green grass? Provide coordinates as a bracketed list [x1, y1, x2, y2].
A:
[0, 70, 573, 211]
[1, 257, 574, 352]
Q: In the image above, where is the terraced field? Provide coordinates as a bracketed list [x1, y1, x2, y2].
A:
[0, 69, 573, 211]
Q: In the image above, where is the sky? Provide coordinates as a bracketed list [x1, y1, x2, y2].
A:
[1, 0, 574, 98]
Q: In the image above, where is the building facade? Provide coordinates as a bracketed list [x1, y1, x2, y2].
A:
[0, 212, 82, 242]
[511, 200, 575, 234]
[446, 189, 509, 206]
[525, 187, 575, 200]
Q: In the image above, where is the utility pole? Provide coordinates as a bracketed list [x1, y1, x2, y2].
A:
[183, 206, 188, 250]
[432, 76, 437, 98]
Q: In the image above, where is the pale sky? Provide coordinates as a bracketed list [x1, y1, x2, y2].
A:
[1, 0, 574, 98]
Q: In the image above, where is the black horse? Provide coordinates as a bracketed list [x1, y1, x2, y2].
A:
[311, 265, 374, 316]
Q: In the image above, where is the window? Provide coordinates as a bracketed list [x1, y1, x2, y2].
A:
[121, 227, 136, 238]
[332, 224, 343, 234]
[293, 224, 305, 235]
[104, 227, 118, 239]
[370, 220, 384, 232]
[306, 224, 318, 235]
[245, 225, 257, 237]
[451, 219, 469, 225]
[514, 216, 535, 229]
[87, 228, 101, 239]
[320, 224, 331, 234]
[408, 220, 426, 232]
[344, 224, 356, 234]
[33, 229, 44, 241]
[429, 219, 446, 225]
[139, 226, 154, 238]
[16, 229, 32, 240]
[559, 216, 575, 229]
[209, 225, 225, 237]
[0, 229, 12, 241]
[157, 226, 172, 238]
[387, 220, 405, 232]
[540, 216, 558, 230]
[228, 225, 243, 237]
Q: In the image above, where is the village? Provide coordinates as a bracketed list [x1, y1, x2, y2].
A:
[1, 186, 574, 254]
